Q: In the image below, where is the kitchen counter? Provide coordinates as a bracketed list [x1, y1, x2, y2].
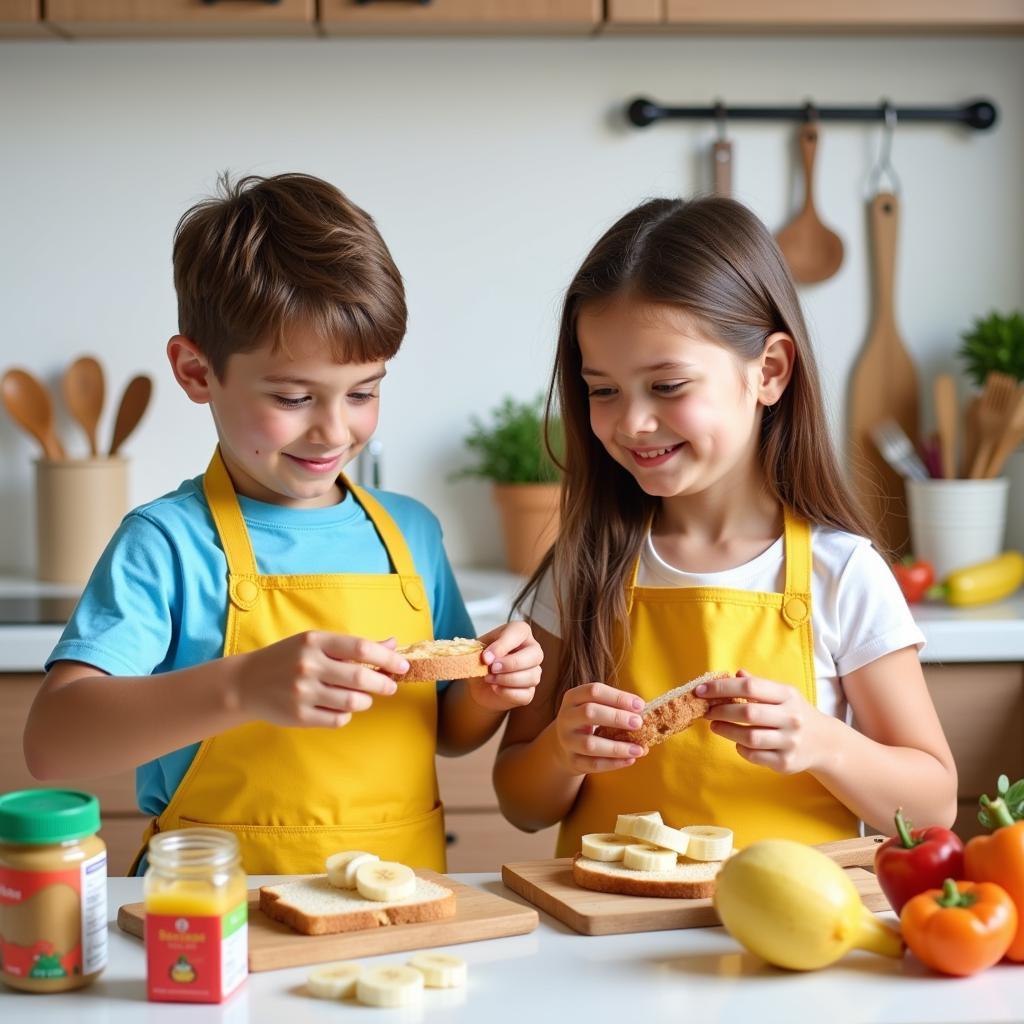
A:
[2, 572, 1023, 672]
[5, 874, 1024, 1023]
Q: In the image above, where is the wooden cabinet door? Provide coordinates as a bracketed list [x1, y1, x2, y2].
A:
[0, 0, 51, 36]
[320, 0, 600, 35]
[46, 0, 316, 37]
[662, 0, 1024, 31]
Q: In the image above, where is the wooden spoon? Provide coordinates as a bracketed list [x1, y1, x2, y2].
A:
[776, 123, 844, 284]
[983, 384, 1024, 479]
[932, 373, 958, 479]
[109, 374, 153, 455]
[968, 371, 1017, 479]
[1, 368, 66, 461]
[61, 355, 105, 456]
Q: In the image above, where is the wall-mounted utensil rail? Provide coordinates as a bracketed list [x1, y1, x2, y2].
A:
[627, 99, 997, 131]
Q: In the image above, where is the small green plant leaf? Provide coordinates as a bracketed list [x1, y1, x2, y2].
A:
[959, 311, 1024, 388]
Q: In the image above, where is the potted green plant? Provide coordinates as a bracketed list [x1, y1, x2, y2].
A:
[454, 394, 562, 575]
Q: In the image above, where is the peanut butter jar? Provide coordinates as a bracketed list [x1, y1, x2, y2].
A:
[0, 790, 108, 993]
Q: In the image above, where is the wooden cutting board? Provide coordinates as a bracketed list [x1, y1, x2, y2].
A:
[501, 836, 890, 937]
[118, 870, 538, 972]
[847, 191, 919, 556]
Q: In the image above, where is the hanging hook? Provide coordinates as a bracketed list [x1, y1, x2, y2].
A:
[867, 99, 901, 196]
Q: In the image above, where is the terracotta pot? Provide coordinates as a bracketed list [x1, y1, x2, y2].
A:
[492, 482, 561, 576]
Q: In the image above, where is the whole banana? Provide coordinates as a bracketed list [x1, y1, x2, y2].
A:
[713, 839, 904, 970]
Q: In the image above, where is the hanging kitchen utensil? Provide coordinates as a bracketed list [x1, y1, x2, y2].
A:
[969, 371, 1017, 478]
[1, 367, 66, 461]
[711, 100, 732, 197]
[933, 373, 958, 479]
[61, 354, 105, 457]
[775, 105, 844, 284]
[847, 103, 918, 555]
[108, 374, 153, 455]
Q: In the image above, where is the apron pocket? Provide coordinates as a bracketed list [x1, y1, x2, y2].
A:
[175, 803, 447, 875]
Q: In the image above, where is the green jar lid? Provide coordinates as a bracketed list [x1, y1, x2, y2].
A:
[0, 789, 101, 844]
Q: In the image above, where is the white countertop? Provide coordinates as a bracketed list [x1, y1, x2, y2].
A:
[4, 874, 1023, 1023]
[2, 573, 1024, 672]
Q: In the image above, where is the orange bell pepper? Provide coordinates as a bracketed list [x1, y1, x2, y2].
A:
[964, 775, 1024, 962]
[901, 879, 1017, 976]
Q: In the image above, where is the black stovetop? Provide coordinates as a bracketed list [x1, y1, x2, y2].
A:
[0, 596, 79, 624]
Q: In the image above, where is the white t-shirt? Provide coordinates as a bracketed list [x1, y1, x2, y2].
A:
[524, 526, 925, 721]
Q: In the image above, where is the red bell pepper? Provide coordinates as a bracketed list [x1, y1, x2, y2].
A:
[874, 807, 964, 914]
[892, 557, 935, 604]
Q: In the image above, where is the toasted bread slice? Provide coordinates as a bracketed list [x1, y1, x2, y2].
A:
[572, 853, 724, 899]
[259, 874, 456, 936]
[595, 670, 737, 748]
[396, 637, 488, 682]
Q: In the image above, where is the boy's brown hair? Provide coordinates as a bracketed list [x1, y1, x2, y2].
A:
[173, 172, 406, 379]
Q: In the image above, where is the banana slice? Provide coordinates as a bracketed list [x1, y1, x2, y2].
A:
[680, 825, 734, 861]
[613, 811, 663, 839]
[622, 843, 678, 871]
[307, 962, 364, 999]
[629, 817, 690, 855]
[355, 860, 417, 902]
[581, 833, 635, 861]
[356, 965, 425, 1008]
[326, 850, 378, 890]
[407, 952, 468, 989]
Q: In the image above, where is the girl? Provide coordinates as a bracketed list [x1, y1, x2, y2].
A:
[493, 196, 957, 854]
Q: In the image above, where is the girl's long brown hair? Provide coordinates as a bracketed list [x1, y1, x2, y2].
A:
[518, 196, 879, 705]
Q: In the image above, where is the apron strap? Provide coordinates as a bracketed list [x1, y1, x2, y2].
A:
[203, 448, 258, 578]
[347, 478, 428, 612]
[781, 508, 813, 629]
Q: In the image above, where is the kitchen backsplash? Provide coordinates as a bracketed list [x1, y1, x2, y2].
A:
[0, 34, 1021, 569]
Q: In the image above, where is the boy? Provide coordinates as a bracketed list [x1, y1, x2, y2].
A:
[24, 173, 542, 874]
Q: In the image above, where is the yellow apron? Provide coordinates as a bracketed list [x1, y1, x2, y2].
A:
[557, 508, 858, 856]
[131, 449, 446, 875]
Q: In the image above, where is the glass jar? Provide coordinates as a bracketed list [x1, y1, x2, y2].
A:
[143, 828, 248, 1003]
[0, 789, 107, 993]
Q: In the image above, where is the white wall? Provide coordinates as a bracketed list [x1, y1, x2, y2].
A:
[1, 34, 1021, 572]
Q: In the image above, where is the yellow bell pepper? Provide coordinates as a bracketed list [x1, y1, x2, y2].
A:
[940, 552, 1024, 607]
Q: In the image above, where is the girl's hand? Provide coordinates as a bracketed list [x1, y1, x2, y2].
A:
[699, 668, 830, 774]
[467, 620, 543, 712]
[240, 632, 404, 728]
[554, 682, 647, 776]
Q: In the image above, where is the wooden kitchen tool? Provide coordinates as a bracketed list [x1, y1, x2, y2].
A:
[118, 870, 538, 972]
[502, 836, 888, 937]
[108, 373, 152, 455]
[933, 373, 958, 479]
[984, 385, 1024, 479]
[61, 355, 105, 456]
[847, 192, 918, 555]
[968, 371, 1017, 479]
[775, 122, 844, 284]
[1, 367, 65, 461]
[712, 139, 732, 196]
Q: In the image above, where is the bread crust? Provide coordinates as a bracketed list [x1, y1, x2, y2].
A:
[259, 882, 456, 936]
[595, 671, 740, 748]
[571, 855, 719, 899]
[397, 638, 489, 682]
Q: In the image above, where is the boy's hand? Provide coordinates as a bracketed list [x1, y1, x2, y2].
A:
[239, 631, 407, 728]
[466, 620, 543, 713]
[699, 668, 828, 774]
[553, 682, 647, 776]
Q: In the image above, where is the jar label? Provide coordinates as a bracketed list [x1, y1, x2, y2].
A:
[145, 902, 247, 1003]
[0, 849, 108, 982]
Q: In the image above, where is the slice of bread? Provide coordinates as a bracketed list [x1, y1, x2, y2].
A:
[595, 670, 735, 748]
[259, 874, 456, 936]
[572, 853, 724, 899]
[396, 637, 488, 682]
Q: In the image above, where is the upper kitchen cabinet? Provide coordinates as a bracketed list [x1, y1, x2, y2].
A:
[45, 0, 316, 38]
[606, 0, 1024, 32]
[320, 0, 600, 36]
[0, 0, 51, 37]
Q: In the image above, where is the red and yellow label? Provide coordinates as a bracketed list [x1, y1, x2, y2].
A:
[145, 903, 247, 1003]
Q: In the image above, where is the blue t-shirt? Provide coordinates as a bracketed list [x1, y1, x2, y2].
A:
[47, 476, 475, 817]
